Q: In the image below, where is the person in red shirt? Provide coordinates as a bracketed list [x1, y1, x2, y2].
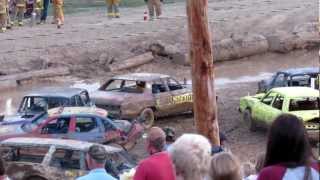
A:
[133, 127, 176, 180]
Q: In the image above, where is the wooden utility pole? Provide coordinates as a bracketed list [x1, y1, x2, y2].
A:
[187, 0, 220, 145]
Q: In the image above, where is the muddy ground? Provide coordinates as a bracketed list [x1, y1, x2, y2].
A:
[0, 0, 319, 163]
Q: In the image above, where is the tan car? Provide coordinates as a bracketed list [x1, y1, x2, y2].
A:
[1, 137, 136, 180]
[91, 73, 193, 128]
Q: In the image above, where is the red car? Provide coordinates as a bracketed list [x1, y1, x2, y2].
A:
[0, 107, 144, 150]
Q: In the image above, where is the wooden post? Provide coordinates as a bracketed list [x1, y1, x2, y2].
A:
[187, 0, 220, 145]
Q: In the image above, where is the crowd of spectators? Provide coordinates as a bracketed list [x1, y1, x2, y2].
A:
[0, 113, 318, 180]
[132, 113, 319, 180]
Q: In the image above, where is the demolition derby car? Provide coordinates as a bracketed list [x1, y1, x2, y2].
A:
[91, 73, 193, 128]
[239, 87, 319, 141]
[0, 137, 136, 180]
[257, 67, 319, 93]
[1, 87, 93, 124]
[0, 107, 144, 150]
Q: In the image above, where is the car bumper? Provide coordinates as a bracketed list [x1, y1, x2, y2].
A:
[307, 130, 319, 142]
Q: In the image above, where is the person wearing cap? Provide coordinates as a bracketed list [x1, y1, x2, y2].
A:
[77, 145, 116, 180]
[133, 127, 176, 180]
[163, 127, 176, 150]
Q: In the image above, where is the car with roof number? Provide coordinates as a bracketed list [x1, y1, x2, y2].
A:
[90, 73, 193, 129]
[0, 137, 136, 180]
[0, 107, 144, 150]
[239, 87, 319, 141]
[1, 87, 94, 124]
[257, 67, 319, 93]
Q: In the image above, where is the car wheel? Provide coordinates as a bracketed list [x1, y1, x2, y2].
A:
[243, 109, 257, 132]
[139, 108, 155, 129]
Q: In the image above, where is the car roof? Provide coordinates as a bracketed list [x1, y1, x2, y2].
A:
[0, 137, 121, 153]
[48, 107, 108, 117]
[25, 87, 87, 98]
[271, 87, 319, 98]
[279, 67, 319, 75]
[112, 73, 170, 82]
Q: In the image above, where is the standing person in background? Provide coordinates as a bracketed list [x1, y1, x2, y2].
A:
[0, 0, 7, 32]
[52, 0, 63, 28]
[145, 0, 162, 20]
[106, 0, 120, 18]
[133, 127, 176, 180]
[258, 114, 319, 180]
[5, 0, 12, 29]
[34, 0, 42, 24]
[13, 0, 25, 26]
[39, 0, 48, 23]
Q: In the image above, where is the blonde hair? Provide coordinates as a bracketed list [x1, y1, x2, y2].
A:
[168, 134, 212, 180]
[210, 152, 242, 180]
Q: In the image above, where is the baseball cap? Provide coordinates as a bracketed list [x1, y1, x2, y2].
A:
[87, 145, 107, 162]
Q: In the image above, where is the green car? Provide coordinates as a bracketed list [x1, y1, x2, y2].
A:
[239, 87, 319, 140]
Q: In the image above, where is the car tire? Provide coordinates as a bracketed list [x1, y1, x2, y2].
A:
[139, 108, 155, 129]
[243, 109, 257, 132]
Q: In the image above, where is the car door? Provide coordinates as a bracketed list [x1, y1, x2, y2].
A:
[152, 79, 175, 116]
[100, 117, 122, 143]
[68, 115, 105, 143]
[37, 116, 72, 139]
[165, 77, 193, 113]
[252, 92, 279, 127]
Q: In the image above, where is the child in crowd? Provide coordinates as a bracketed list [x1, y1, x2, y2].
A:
[209, 152, 242, 180]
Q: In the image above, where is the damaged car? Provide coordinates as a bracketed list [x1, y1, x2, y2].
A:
[91, 73, 193, 128]
[0, 107, 144, 150]
[257, 67, 319, 93]
[0, 137, 136, 180]
[1, 87, 93, 124]
[239, 87, 319, 141]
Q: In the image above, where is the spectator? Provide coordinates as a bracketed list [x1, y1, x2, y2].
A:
[258, 114, 319, 180]
[212, 132, 228, 155]
[145, 0, 162, 20]
[209, 152, 242, 180]
[133, 127, 175, 180]
[168, 133, 211, 180]
[0, 158, 10, 180]
[40, 0, 49, 23]
[163, 127, 176, 150]
[244, 152, 265, 180]
[77, 145, 116, 180]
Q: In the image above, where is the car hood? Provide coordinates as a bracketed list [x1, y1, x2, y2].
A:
[289, 110, 319, 121]
[91, 91, 140, 106]
[0, 124, 25, 136]
[2, 115, 29, 125]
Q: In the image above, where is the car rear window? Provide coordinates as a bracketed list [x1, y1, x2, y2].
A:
[289, 97, 319, 111]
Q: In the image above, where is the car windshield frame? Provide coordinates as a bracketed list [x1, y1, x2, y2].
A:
[18, 96, 71, 114]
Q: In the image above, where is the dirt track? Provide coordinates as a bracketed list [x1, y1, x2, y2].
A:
[0, 0, 318, 76]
